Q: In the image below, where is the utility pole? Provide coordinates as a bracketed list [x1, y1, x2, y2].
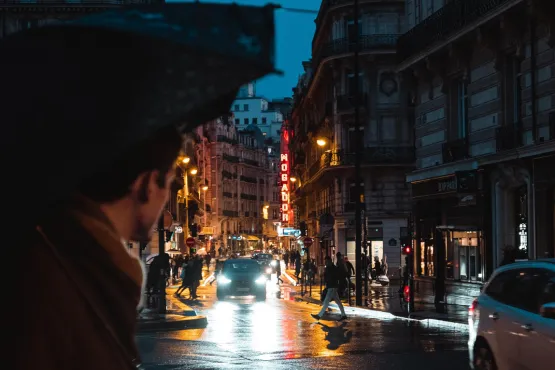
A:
[157, 215, 167, 314]
[353, 0, 363, 306]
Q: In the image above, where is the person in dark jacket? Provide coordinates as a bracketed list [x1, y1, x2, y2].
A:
[311, 256, 347, 321]
[18, 125, 182, 369]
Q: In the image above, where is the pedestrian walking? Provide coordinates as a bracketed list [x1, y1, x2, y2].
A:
[275, 258, 284, 285]
[311, 256, 347, 321]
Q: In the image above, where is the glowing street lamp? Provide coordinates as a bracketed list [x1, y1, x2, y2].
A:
[316, 138, 327, 147]
[290, 177, 297, 183]
[202, 185, 209, 191]
[190, 168, 198, 175]
[182, 156, 191, 164]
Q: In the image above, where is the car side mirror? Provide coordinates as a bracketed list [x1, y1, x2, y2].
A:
[540, 303, 555, 319]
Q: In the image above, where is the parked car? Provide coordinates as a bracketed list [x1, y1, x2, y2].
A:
[468, 259, 555, 370]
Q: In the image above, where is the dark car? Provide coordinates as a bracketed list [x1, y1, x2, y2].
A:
[216, 259, 267, 301]
[252, 253, 275, 279]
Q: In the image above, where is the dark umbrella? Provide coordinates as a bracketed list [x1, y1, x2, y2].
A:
[0, 3, 278, 221]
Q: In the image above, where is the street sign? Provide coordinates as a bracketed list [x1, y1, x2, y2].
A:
[186, 237, 196, 247]
[303, 237, 313, 246]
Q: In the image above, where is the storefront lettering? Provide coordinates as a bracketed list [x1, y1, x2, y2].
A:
[438, 179, 457, 193]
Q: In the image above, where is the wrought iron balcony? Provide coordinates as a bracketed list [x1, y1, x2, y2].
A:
[442, 138, 468, 163]
[314, 34, 399, 69]
[496, 125, 522, 151]
[306, 146, 414, 182]
[397, 0, 519, 65]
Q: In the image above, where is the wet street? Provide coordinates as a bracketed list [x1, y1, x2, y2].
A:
[137, 277, 470, 370]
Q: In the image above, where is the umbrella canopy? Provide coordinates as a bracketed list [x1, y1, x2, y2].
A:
[0, 3, 278, 219]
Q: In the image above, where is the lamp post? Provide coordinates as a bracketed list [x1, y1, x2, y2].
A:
[353, 0, 363, 306]
[202, 185, 208, 227]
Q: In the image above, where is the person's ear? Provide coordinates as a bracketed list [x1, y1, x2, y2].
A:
[130, 172, 153, 203]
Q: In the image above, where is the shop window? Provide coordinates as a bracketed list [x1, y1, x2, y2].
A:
[448, 230, 483, 281]
[420, 239, 434, 277]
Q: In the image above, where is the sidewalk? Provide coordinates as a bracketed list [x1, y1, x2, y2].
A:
[283, 269, 469, 327]
[137, 286, 208, 331]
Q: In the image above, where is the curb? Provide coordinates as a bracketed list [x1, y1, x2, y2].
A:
[295, 293, 468, 330]
[137, 314, 208, 332]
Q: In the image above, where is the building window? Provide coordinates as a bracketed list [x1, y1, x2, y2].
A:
[235, 118, 240, 125]
[262, 117, 267, 124]
[244, 118, 249, 125]
[348, 182, 364, 204]
[243, 104, 249, 111]
[345, 70, 364, 96]
[234, 104, 239, 111]
[457, 79, 468, 139]
[449, 231, 483, 281]
[253, 118, 258, 124]
[347, 127, 364, 152]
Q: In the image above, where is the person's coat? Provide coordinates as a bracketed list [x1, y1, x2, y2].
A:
[17, 196, 143, 369]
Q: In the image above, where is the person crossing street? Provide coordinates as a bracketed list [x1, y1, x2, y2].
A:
[311, 256, 347, 321]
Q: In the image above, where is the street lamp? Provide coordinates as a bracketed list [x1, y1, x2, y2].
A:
[190, 168, 198, 175]
[316, 138, 327, 147]
[290, 177, 297, 182]
[182, 156, 191, 164]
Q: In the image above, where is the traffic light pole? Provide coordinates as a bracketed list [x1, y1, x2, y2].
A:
[353, 0, 363, 306]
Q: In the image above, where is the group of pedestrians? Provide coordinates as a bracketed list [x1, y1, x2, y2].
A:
[174, 254, 204, 299]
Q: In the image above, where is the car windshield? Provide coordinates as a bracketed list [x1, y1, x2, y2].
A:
[223, 261, 260, 273]
[256, 254, 272, 260]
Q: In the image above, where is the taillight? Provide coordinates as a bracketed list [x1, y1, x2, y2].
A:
[469, 299, 478, 315]
[403, 285, 410, 302]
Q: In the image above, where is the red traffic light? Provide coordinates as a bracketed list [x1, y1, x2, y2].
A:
[401, 246, 413, 255]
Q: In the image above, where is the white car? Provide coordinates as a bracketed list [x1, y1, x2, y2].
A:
[468, 259, 555, 370]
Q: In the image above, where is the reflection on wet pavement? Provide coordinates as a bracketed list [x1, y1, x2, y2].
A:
[137, 277, 469, 369]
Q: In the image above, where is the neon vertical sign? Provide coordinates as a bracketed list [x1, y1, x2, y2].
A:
[280, 124, 291, 226]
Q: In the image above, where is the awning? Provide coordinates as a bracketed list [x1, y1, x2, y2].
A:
[245, 235, 260, 241]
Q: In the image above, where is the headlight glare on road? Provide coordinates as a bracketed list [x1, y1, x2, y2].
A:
[218, 276, 231, 284]
[265, 267, 272, 274]
[255, 276, 267, 284]
[270, 260, 277, 267]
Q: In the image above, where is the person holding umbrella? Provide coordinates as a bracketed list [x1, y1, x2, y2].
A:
[7, 3, 278, 369]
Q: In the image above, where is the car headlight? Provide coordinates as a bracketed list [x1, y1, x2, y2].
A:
[255, 276, 267, 284]
[270, 260, 277, 267]
[265, 267, 272, 274]
[218, 276, 231, 284]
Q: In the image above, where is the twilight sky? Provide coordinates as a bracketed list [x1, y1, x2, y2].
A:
[170, 0, 322, 99]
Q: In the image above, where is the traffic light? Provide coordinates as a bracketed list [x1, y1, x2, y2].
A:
[190, 223, 198, 237]
[400, 237, 413, 255]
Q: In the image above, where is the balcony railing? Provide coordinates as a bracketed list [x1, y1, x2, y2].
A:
[223, 210, 238, 217]
[306, 146, 414, 181]
[442, 138, 468, 163]
[496, 125, 522, 151]
[241, 158, 259, 166]
[314, 34, 399, 68]
[397, 0, 517, 64]
[217, 135, 238, 145]
[223, 153, 239, 163]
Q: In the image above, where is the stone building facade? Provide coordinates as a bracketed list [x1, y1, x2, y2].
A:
[289, 0, 412, 276]
[398, 0, 555, 305]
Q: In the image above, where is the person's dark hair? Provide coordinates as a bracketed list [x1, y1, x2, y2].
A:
[77, 125, 182, 203]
